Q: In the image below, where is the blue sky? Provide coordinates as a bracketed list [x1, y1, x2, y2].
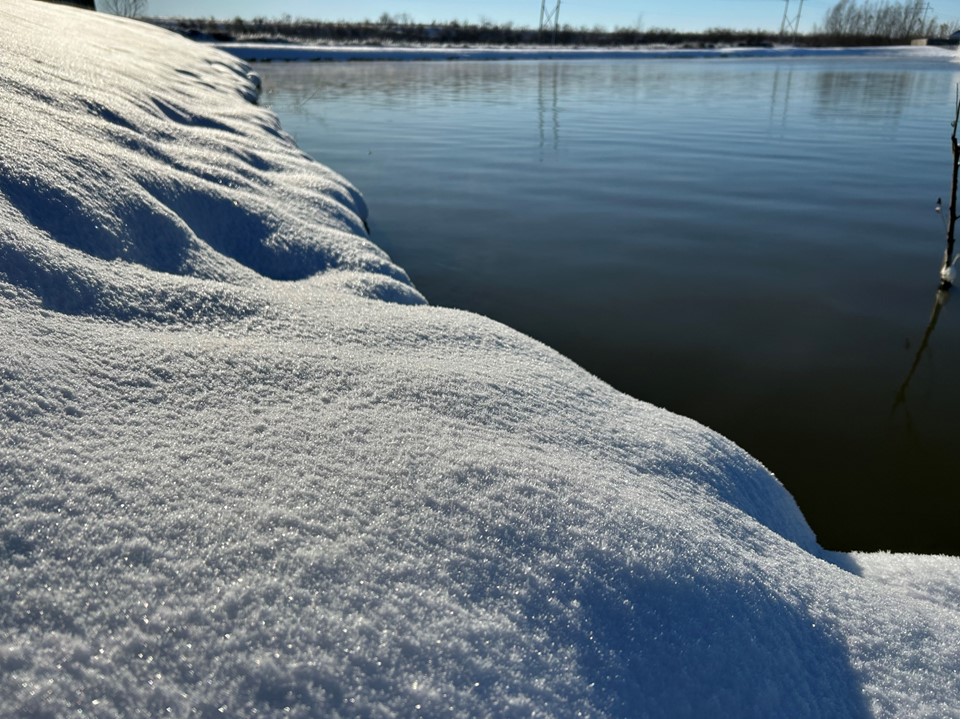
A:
[140, 0, 960, 33]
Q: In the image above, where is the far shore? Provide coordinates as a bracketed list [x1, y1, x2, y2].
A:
[211, 42, 958, 63]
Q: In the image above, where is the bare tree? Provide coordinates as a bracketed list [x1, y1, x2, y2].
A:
[99, 0, 147, 18]
[816, 0, 942, 40]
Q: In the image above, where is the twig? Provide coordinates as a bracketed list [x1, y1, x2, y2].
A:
[939, 87, 959, 289]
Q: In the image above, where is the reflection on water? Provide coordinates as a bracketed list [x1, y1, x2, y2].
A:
[538, 63, 560, 153]
[893, 288, 951, 412]
[769, 67, 790, 128]
[814, 70, 916, 122]
[269, 59, 930, 142]
[263, 56, 960, 553]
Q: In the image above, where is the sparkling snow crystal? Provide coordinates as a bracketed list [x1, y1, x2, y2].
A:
[0, 2, 957, 717]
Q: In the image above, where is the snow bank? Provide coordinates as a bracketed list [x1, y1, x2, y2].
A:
[212, 42, 959, 64]
[0, 2, 957, 717]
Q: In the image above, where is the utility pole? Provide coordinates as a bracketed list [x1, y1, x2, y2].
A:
[779, 0, 805, 44]
[539, 0, 561, 44]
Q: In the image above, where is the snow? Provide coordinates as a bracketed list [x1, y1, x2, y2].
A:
[211, 42, 960, 64]
[0, 2, 957, 717]
[942, 256, 959, 286]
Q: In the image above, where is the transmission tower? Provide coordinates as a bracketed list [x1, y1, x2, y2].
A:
[539, 0, 561, 44]
[779, 0, 805, 44]
[915, 3, 934, 36]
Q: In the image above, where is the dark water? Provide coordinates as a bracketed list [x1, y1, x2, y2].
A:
[261, 55, 959, 554]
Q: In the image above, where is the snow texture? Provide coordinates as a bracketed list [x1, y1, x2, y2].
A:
[0, 2, 957, 717]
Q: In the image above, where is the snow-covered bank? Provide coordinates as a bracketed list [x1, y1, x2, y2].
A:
[214, 41, 959, 63]
[1, 2, 957, 717]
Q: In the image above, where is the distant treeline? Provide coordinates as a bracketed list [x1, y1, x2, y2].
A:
[150, 17, 778, 48]
[147, 0, 958, 48]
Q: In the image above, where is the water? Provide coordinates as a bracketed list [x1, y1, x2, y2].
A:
[260, 55, 959, 554]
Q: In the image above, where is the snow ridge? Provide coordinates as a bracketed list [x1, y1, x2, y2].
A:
[0, 2, 957, 718]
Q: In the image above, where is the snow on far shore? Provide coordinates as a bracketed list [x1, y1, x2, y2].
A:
[0, 1, 957, 717]
[212, 41, 960, 63]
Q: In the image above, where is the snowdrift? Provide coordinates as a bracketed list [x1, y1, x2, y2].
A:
[0, 2, 957, 717]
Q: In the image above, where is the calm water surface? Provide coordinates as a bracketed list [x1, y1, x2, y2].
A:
[261, 55, 959, 553]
